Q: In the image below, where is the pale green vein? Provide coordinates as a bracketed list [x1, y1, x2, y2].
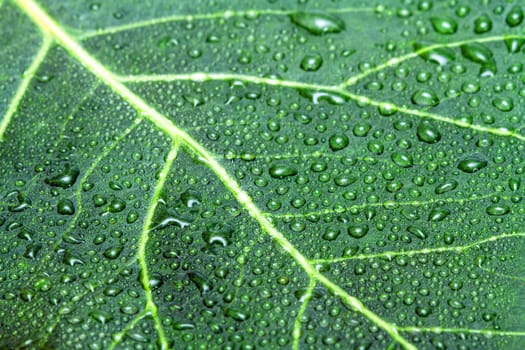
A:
[340, 34, 525, 87]
[399, 326, 525, 337]
[15, 1, 415, 348]
[0, 35, 51, 141]
[292, 278, 316, 350]
[268, 193, 496, 219]
[78, 6, 375, 40]
[138, 140, 180, 350]
[119, 72, 525, 143]
[108, 311, 149, 350]
[311, 232, 525, 264]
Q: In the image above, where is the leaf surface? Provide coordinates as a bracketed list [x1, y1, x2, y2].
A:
[1, 1, 525, 349]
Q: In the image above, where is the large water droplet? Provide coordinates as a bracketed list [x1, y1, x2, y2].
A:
[492, 97, 514, 112]
[45, 165, 80, 189]
[269, 164, 298, 179]
[411, 89, 439, 106]
[414, 42, 455, 65]
[289, 12, 345, 35]
[506, 6, 523, 27]
[188, 272, 213, 295]
[391, 152, 413, 168]
[348, 225, 369, 238]
[486, 204, 509, 216]
[430, 16, 457, 34]
[417, 122, 441, 143]
[461, 43, 497, 76]
[328, 134, 349, 151]
[473, 14, 492, 33]
[457, 155, 488, 173]
[300, 54, 323, 71]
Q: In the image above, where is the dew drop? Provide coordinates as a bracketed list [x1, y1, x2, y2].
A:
[45, 165, 80, 189]
[434, 180, 458, 194]
[457, 155, 488, 173]
[417, 122, 441, 143]
[473, 14, 492, 33]
[289, 12, 345, 35]
[430, 16, 457, 34]
[492, 97, 514, 112]
[486, 204, 509, 216]
[411, 89, 439, 106]
[348, 225, 369, 239]
[269, 164, 298, 179]
[414, 42, 455, 66]
[300, 54, 323, 71]
[328, 134, 349, 151]
[407, 226, 427, 239]
[428, 208, 450, 222]
[391, 152, 413, 168]
[57, 199, 75, 215]
[506, 6, 523, 27]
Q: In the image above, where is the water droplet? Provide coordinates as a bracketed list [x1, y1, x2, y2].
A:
[328, 134, 349, 151]
[353, 122, 372, 137]
[461, 43, 496, 76]
[430, 17, 457, 34]
[492, 97, 514, 112]
[103, 246, 124, 259]
[298, 89, 347, 105]
[348, 225, 369, 238]
[391, 152, 413, 168]
[89, 310, 113, 324]
[407, 226, 427, 239]
[473, 14, 492, 33]
[448, 299, 465, 309]
[414, 42, 455, 65]
[429, 208, 450, 221]
[45, 165, 80, 189]
[322, 227, 340, 241]
[434, 180, 458, 194]
[23, 243, 42, 259]
[411, 89, 439, 106]
[7, 190, 31, 212]
[174, 322, 196, 331]
[509, 178, 521, 191]
[415, 306, 432, 317]
[203, 222, 232, 247]
[180, 189, 202, 209]
[224, 308, 249, 322]
[504, 37, 525, 53]
[417, 122, 441, 143]
[108, 198, 126, 212]
[269, 164, 298, 179]
[289, 12, 345, 35]
[300, 54, 323, 71]
[457, 155, 488, 173]
[188, 272, 213, 295]
[486, 204, 509, 216]
[506, 6, 523, 27]
[57, 199, 75, 215]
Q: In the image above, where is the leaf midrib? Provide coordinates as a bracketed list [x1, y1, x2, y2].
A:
[12, 0, 416, 349]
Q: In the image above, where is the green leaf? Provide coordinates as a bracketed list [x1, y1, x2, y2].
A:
[1, 0, 525, 349]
